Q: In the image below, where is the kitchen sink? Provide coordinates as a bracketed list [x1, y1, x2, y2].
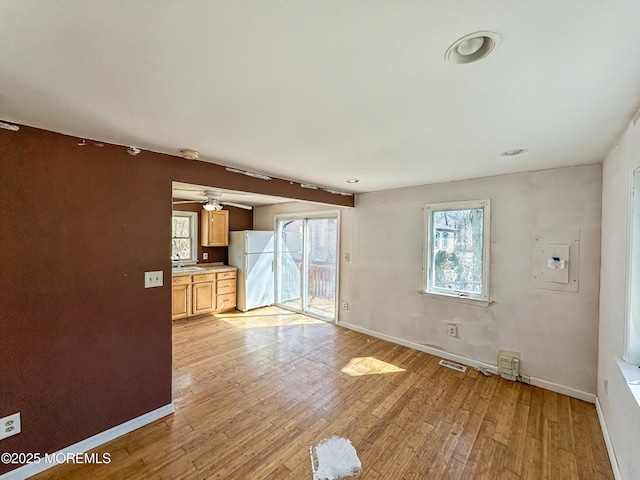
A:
[173, 266, 207, 273]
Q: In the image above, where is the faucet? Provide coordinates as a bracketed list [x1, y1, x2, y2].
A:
[175, 253, 183, 269]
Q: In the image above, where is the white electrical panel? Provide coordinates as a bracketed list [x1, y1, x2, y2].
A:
[532, 231, 580, 293]
[541, 244, 569, 284]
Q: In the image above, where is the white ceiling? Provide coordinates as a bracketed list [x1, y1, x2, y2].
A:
[2, 1, 640, 193]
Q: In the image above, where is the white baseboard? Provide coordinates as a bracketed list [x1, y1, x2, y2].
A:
[528, 377, 595, 403]
[338, 321, 595, 403]
[339, 321, 499, 373]
[1, 403, 174, 480]
[596, 397, 622, 480]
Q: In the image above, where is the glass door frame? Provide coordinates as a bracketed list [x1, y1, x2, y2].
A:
[274, 210, 341, 323]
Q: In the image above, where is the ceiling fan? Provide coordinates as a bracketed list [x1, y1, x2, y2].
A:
[172, 191, 253, 211]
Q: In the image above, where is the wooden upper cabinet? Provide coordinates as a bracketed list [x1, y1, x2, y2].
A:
[201, 210, 229, 247]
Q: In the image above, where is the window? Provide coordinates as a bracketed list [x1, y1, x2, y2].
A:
[627, 167, 640, 364]
[424, 199, 491, 303]
[171, 211, 198, 264]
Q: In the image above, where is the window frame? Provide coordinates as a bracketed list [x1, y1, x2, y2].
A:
[171, 210, 198, 265]
[625, 165, 640, 364]
[423, 199, 491, 305]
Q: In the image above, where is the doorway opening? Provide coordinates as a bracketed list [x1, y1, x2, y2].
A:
[275, 213, 339, 322]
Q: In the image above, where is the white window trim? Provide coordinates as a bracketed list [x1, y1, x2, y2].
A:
[625, 163, 640, 365]
[422, 199, 491, 305]
[618, 161, 640, 414]
[172, 211, 198, 265]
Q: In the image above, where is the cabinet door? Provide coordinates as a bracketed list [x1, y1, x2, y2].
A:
[192, 281, 215, 315]
[201, 210, 229, 247]
[216, 292, 236, 311]
[172, 284, 190, 320]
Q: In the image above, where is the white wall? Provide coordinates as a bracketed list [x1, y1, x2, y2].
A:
[256, 165, 602, 399]
[598, 115, 640, 478]
[342, 165, 602, 398]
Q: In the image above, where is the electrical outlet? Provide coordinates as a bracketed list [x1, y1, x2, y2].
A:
[448, 324, 457, 337]
[203, 253, 208, 260]
[0, 412, 21, 440]
[341, 301, 348, 310]
[144, 271, 163, 288]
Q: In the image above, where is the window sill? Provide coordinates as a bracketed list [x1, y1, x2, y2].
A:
[418, 290, 491, 307]
[616, 358, 640, 408]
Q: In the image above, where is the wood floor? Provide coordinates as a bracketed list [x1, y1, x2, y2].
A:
[35, 307, 613, 479]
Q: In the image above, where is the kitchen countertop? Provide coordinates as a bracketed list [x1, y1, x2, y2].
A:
[171, 263, 237, 277]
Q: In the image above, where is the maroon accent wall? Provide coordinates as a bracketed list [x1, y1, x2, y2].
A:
[172, 202, 253, 264]
[0, 125, 351, 475]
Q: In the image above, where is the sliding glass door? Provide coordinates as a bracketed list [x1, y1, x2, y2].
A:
[275, 214, 339, 322]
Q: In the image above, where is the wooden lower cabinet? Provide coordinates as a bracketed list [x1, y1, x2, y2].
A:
[191, 273, 215, 316]
[172, 269, 237, 320]
[216, 271, 236, 312]
[171, 276, 191, 320]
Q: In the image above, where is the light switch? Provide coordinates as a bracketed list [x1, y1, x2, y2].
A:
[144, 271, 163, 288]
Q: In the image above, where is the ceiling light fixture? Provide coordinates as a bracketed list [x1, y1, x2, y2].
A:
[180, 149, 200, 160]
[77, 139, 87, 146]
[446, 31, 500, 65]
[501, 148, 528, 156]
[346, 179, 360, 183]
[127, 146, 141, 156]
[203, 200, 223, 211]
[203, 192, 224, 211]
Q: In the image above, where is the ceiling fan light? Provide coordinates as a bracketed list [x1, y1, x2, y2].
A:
[203, 198, 223, 211]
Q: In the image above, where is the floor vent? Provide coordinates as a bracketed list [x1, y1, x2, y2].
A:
[439, 360, 467, 372]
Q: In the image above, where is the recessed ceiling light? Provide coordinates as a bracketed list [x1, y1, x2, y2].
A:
[346, 179, 360, 183]
[501, 148, 528, 156]
[446, 31, 500, 65]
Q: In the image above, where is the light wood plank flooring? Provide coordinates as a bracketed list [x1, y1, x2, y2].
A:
[34, 307, 613, 479]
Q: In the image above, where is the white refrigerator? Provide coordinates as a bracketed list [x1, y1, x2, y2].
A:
[228, 230, 275, 312]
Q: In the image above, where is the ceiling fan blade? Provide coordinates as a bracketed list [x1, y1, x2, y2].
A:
[172, 200, 204, 204]
[220, 201, 253, 211]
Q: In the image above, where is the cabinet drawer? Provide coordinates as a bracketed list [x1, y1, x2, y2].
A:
[217, 293, 236, 311]
[217, 278, 236, 294]
[172, 275, 190, 285]
[217, 271, 236, 280]
[192, 273, 215, 283]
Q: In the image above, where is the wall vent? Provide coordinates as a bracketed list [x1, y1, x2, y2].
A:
[439, 360, 467, 372]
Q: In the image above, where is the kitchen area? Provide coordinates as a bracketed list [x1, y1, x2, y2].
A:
[170, 182, 341, 323]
